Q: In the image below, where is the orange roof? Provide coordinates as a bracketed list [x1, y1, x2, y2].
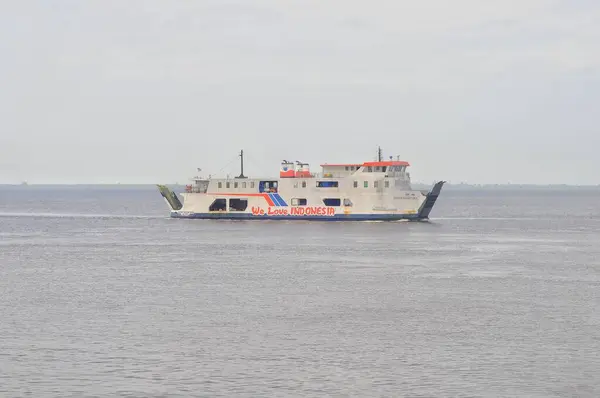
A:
[319, 163, 362, 167]
[362, 161, 410, 167]
[321, 161, 409, 168]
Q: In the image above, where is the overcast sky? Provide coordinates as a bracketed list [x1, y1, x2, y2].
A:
[1, 0, 598, 185]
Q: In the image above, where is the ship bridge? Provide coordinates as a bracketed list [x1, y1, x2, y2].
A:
[319, 160, 410, 178]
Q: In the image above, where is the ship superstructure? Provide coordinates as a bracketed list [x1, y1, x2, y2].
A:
[158, 149, 444, 221]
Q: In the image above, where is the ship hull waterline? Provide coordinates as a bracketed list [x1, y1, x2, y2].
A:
[168, 211, 428, 222]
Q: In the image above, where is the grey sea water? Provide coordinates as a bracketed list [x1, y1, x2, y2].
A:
[1, 185, 599, 397]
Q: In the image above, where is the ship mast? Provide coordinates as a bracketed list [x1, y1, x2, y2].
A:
[377, 146, 382, 162]
[237, 149, 247, 179]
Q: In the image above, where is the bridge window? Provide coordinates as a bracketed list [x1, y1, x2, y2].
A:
[353, 181, 358, 188]
[218, 182, 222, 189]
[293, 181, 298, 188]
[317, 181, 338, 188]
[234, 182, 238, 188]
[259, 181, 278, 193]
[301, 181, 306, 188]
[291, 198, 307, 206]
[323, 198, 341, 206]
[250, 181, 255, 188]
[363, 181, 368, 188]
[226, 182, 230, 189]
[345, 166, 349, 171]
[242, 182, 247, 188]
[385, 180, 390, 188]
[367, 166, 373, 172]
[374, 181, 379, 188]
[229, 198, 248, 211]
[209, 198, 227, 212]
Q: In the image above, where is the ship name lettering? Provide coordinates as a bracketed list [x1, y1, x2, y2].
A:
[251, 206, 335, 216]
[290, 206, 335, 216]
[268, 207, 289, 215]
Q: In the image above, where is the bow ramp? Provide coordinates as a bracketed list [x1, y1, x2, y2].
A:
[157, 185, 183, 211]
[417, 181, 445, 219]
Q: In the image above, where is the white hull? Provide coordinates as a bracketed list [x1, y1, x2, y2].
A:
[158, 152, 445, 221]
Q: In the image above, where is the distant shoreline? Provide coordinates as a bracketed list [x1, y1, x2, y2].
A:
[412, 183, 600, 190]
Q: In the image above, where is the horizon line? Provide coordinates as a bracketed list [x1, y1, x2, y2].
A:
[1, 182, 599, 188]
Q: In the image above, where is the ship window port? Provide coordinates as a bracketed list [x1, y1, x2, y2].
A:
[323, 198, 341, 206]
[293, 181, 307, 188]
[291, 198, 307, 206]
[259, 181, 278, 193]
[209, 198, 227, 211]
[209, 198, 248, 211]
[228, 198, 248, 211]
[317, 181, 339, 188]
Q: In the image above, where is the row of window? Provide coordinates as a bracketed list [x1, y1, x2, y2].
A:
[296, 180, 391, 188]
[217, 181, 256, 189]
[209, 197, 353, 210]
[341, 165, 405, 172]
[290, 197, 353, 207]
[353, 180, 390, 188]
[340, 165, 406, 172]
[216, 180, 392, 190]
[209, 198, 247, 212]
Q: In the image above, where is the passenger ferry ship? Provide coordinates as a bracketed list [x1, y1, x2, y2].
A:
[157, 148, 445, 221]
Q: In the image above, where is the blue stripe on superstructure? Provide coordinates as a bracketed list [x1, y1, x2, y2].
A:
[269, 193, 283, 206]
[274, 193, 288, 206]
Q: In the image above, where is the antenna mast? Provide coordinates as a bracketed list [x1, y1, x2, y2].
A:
[377, 146, 382, 162]
[237, 149, 247, 178]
